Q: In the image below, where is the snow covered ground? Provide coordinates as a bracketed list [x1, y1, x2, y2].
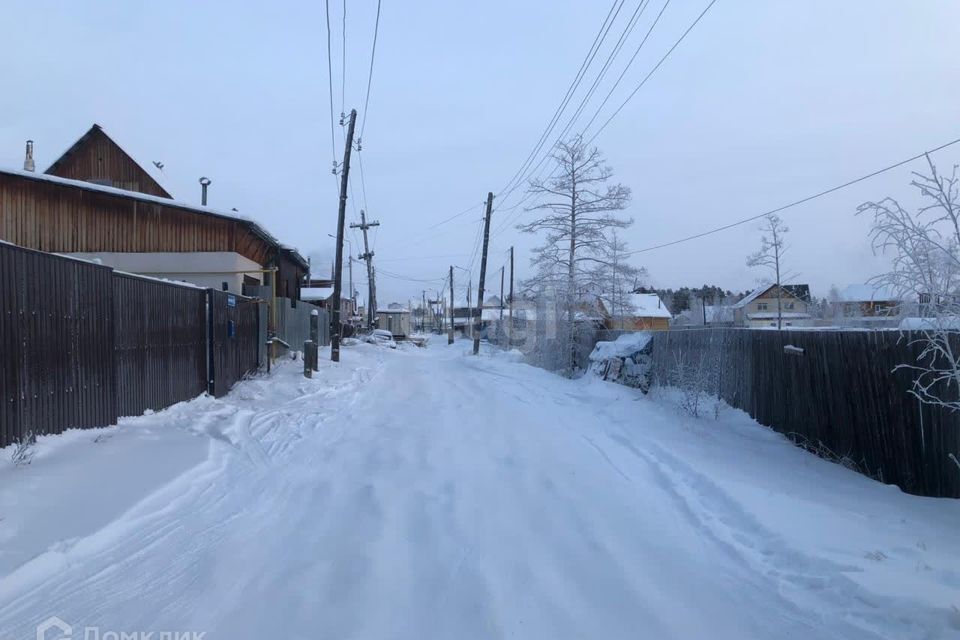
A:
[1, 339, 958, 639]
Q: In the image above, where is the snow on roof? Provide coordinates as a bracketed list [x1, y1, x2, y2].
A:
[627, 293, 672, 318]
[589, 332, 653, 361]
[301, 287, 333, 301]
[733, 283, 808, 309]
[58, 124, 174, 197]
[377, 308, 410, 313]
[840, 283, 899, 303]
[733, 283, 773, 309]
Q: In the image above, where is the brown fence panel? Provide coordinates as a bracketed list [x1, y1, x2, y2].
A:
[0, 243, 115, 448]
[113, 274, 208, 416]
[650, 328, 960, 498]
[208, 289, 260, 397]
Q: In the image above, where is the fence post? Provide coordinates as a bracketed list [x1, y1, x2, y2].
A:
[304, 340, 316, 378]
[310, 310, 320, 371]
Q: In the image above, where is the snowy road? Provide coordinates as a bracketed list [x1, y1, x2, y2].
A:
[1, 341, 958, 639]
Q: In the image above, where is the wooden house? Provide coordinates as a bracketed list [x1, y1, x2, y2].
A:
[0, 124, 307, 296]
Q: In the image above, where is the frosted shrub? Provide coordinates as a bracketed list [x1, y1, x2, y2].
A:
[11, 432, 36, 467]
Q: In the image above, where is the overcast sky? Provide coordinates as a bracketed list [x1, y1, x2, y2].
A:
[2, 1, 959, 304]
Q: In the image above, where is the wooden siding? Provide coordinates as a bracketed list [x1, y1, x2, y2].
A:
[0, 172, 273, 266]
[45, 125, 171, 198]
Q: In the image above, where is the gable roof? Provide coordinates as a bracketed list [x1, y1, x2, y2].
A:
[45, 124, 172, 198]
[733, 283, 808, 309]
[839, 283, 900, 303]
[627, 293, 672, 318]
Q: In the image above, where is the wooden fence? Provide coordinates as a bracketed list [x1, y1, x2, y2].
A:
[650, 329, 960, 498]
[114, 274, 207, 416]
[0, 242, 262, 448]
[1, 244, 115, 447]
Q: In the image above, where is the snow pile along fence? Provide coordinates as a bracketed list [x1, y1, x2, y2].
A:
[588, 332, 654, 391]
[649, 329, 960, 498]
[0, 241, 263, 448]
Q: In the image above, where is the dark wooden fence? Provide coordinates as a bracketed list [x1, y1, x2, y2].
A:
[114, 274, 207, 416]
[0, 242, 262, 448]
[1, 244, 115, 448]
[650, 329, 960, 498]
[208, 289, 261, 397]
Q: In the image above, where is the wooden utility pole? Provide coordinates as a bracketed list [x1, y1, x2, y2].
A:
[499, 266, 505, 322]
[473, 192, 494, 355]
[330, 108, 357, 362]
[350, 209, 380, 329]
[508, 246, 514, 344]
[448, 265, 455, 344]
[467, 278, 473, 341]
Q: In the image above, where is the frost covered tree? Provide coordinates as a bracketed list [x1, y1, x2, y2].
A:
[746, 214, 790, 330]
[859, 155, 960, 416]
[590, 230, 647, 330]
[518, 136, 632, 372]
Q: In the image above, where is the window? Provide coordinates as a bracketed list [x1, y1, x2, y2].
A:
[757, 302, 768, 311]
[785, 302, 795, 310]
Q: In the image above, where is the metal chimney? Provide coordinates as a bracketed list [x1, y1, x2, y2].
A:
[23, 140, 35, 172]
[199, 176, 212, 205]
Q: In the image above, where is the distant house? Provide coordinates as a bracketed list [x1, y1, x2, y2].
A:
[603, 292, 672, 330]
[838, 284, 900, 317]
[733, 283, 812, 328]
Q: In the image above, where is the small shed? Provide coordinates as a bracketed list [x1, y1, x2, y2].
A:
[377, 308, 411, 338]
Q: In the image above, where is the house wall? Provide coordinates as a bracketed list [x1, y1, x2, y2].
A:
[0, 172, 273, 265]
[66, 251, 262, 293]
[606, 316, 670, 331]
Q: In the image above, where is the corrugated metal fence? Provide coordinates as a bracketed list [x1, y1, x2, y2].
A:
[649, 328, 960, 498]
[0, 242, 262, 448]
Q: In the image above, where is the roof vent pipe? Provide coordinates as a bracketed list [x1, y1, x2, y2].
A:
[199, 176, 211, 206]
[23, 140, 35, 172]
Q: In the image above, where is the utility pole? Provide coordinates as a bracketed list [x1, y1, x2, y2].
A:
[348, 252, 354, 317]
[448, 265, 455, 344]
[499, 266, 505, 322]
[473, 192, 494, 355]
[350, 209, 380, 329]
[330, 108, 356, 363]
[467, 278, 473, 341]
[422, 290, 427, 332]
[508, 246, 514, 345]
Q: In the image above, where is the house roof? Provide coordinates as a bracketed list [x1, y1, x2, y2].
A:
[839, 283, 899, 303]
[45, 123, 173, 198]
[733, 283, 808, 309]
[301, 287, 333, 301]
[627, 293, 672, 319]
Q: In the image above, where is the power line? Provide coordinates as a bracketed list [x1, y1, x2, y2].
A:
[587, 0, 718, 145]
[497, 0, 626, 200]
[627, 136, 960, 255]
[340, 0, 347, 119]
[359, 0, 382, 141]
[492, 0, 707, 235]
[581, 0, 672, 134]
[492, 0, 671, 226]
[324, 0, 337, 165]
